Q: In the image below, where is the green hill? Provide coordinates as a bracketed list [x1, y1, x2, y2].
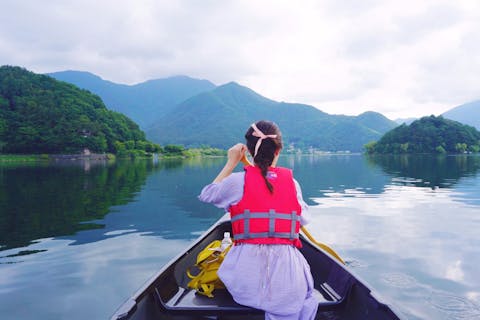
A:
[365, 115, 480, 154]
[48, 70, 216, 128]
[0, 66, 157, 154]
[146, 82, 398, 152]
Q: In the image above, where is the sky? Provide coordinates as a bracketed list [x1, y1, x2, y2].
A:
[1, 0, 479, 120]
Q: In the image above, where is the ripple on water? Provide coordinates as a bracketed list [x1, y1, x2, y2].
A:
[381, 272, 418, 288]
[427, 291, 480, 319]
[345, 259, 368, 268]
[103, 229, 137, 236]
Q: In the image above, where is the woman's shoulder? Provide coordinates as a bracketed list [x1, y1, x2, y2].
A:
[198, 171, 245, 209]
[225, 171, 245, 182]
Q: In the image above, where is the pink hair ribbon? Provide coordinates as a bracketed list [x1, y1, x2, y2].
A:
[251, 123, 277, 157]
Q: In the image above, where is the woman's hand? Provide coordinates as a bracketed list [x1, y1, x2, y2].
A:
[227, 143, 247, 165]
[212, 143, 247, 183]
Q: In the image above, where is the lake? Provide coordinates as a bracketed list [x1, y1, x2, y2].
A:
[1, 155, 479, 320]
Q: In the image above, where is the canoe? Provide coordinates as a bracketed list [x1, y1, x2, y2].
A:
[111, 214, 402, 320]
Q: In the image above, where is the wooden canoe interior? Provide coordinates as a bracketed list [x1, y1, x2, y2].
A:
[152, 221, 349, 317]
[113, 218, 401, 320]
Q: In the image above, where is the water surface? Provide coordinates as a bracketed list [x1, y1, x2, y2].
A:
[0, 155, 479, 319]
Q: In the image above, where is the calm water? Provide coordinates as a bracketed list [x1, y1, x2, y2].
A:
[1, 155, 479, 319]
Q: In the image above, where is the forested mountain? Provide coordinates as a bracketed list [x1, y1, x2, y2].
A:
[0, 66, 157, 154]
[146, 82, 398, 152]
[442, 100, 480, 130]
[365, 115, 480, 154]
[48, 70, 216, 128]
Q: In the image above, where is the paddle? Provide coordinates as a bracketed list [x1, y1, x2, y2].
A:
[300, 226, 345, 265]
[240, 154, 345, 265]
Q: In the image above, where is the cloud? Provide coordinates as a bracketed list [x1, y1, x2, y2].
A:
[1, 0, 479, 119]
[445, 260, 464, 282]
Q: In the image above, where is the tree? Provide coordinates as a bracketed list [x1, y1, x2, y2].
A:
[435, 145, 446, 154]
[469, 145, 480, 153]
[368, 116, 480, 154]
[400, 143, 409, 153]
[455, 143, 467, 153]
[0, 66, 156, 155]
[364, 141, 377, 154]
[164, 144, 185, 154]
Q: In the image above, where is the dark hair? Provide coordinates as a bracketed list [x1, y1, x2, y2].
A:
[245, 120, 283, 193]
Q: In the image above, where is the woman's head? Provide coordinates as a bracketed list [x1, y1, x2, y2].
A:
[245, 120, 283, 193]
[245, 120, 282, 161]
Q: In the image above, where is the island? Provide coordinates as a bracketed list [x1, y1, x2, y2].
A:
[364, 115, 480, 154]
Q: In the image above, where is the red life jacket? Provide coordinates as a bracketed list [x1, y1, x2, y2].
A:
[229, 166, 302, 248]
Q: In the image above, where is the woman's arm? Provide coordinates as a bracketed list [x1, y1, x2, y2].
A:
[199, 143, 247, 209]
[213, 143, 247, 183]
[294, 179, 311, 225]
[198, 172, 245, 210]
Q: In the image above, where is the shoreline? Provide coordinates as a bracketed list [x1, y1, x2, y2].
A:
[0, 154, 49, 162]
[0, 153, 112, 162]
[50, 153, 111, 161]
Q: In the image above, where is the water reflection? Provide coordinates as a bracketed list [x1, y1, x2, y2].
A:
[0, 160, 156, 251]
[65, 157, 228, 247]
[277, 154, 391, 204]
[0, 157, 232, 255]
[0, 233, 191, 319]
[1, 155, 480, 320]
[366, 154, 480, 207]
[366, 155, 480, 188]
[308, 182, 480, 320]
[2, 155, 479, 253]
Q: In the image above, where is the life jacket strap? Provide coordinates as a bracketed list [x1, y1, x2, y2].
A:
[231, 209, 299, 240]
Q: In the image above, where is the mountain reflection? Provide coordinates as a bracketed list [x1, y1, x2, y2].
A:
[0, 160, 156, 251]
[3, 155, 479, 254]
[366, 155, 480, 188]
[278, 154, 392, 203]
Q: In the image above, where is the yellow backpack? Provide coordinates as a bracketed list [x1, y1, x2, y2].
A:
[186, 235, 232, 298]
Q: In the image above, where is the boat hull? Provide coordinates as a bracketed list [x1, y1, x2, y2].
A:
[111, 214, 401, 320]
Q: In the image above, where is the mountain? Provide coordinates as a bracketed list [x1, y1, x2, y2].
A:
[442, 100, 480, 130]
[48, 71, 216, 128]
[48, 70, 399, 151]
[366, 115, 480, 154]
[0, 66, 155, 154]
[146, 82, 398, 152]
[394, 117, 417, 125]
[356, 111, 400, 134]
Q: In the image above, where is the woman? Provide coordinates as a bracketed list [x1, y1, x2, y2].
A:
[199, 120, 318, 320]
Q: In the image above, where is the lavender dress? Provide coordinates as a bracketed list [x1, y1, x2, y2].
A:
[199, 171, 319, 320]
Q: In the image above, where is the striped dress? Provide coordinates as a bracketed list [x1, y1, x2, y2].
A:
[199, 171, 318, 320]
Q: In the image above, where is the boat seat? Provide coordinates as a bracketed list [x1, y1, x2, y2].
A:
[155, 287, 264, 316]
[155, 281, 344, 316]
[314, 282, 347, 311]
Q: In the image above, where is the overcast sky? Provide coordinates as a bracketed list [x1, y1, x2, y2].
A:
[1, 0, 479, 119]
